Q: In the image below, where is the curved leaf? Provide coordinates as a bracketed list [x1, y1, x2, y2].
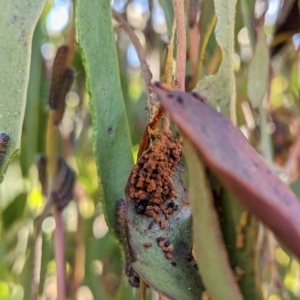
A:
[195, 0, 237, 120]
[158, 0, 174, 38]
[247, 29, 269, 108]
[154, 85, 300, 260]
[0, 0, 46, 182]
[209, 178, 263, 300]
[76, 0, 134, 231]
[124, 162, 204, 300]
[184, 141, 243, 300]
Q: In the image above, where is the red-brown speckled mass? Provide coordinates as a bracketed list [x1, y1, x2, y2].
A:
[129, 131, 182, 228]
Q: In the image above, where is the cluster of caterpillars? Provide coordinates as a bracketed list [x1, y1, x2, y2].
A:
[128, 130, 182, 228]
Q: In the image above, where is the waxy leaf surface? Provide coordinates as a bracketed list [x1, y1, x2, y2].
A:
[124, 163, 204, 300]
[184, 141, 243, 300]
[0, 0, 46, 181]
[76, 0, 133, 231]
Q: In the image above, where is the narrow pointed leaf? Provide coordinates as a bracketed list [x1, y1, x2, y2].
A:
[184, 141, 243, 300]
[247, 29, 269, 108]
[195, 0, 237, 120]
[76, 0, 134, 231]
[0, 0, 46, 182]
[154, 86, 300, 260]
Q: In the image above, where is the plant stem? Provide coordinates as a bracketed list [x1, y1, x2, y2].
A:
[54, 208, 66, 300]
[163, 19, 176, 132]
[140, 279, 147, 300]
[164, 19, 176, 85]
[46, 111, 58, 189]
[31, 111, 58, 299]
[112, 8, 153, 121]
[173, 0, 186, 91]
[66, 1, 76, 67]
[31, 230, 42, 300]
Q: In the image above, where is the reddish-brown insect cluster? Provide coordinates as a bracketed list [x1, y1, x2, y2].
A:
[128, 131, 182, 228]
[157, 235, 174, 259]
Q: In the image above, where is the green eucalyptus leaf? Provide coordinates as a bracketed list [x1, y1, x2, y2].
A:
[158, 0, 174, 38]
[195, 0, 237, 120]
[124, 162, 204, 300]
[184, 141, 243, 300]
[2, 193, 27, 230]
[0, 0, 46, 182]
[196, 0, 216, 82]
[211, 180, 263, 300]
[76, 0, 134, 232]
[247, 29, 269, 108]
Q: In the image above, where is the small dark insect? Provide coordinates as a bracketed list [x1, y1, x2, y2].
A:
[191, 91, 207, 103]
[185, 253, 194, 262]
[164, 240, 171, 247]
[171, 261, 177, 267]
[107, 127, 113, 135]
[167, 201, 175, 209]
[157, 237, 163, 243]
[0, 133, 10, 164]
[150, 173, 158, 179]
[177, 95, 184, 104]
[157, 235, 166, 243]
[153, 81, 161, 87]
[147, 221, 154, 230]
[150, 134, 156, 141]
[136, 205, 145, 214]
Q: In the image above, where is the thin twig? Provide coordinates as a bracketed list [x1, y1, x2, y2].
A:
[112, 8, 153, 121]
[66, 4, 76, 67]
[163, 19, 176, 132]
[69, 184, 86, 297]
[188, 0, 200, 90]
[54, 208, 66, 300]
[140, 279, 147, 300]
[31, 228, 42, 300]
[173, 0, 186, 91]
[164, 19, 176, 85]
[31, 111, 58, 300]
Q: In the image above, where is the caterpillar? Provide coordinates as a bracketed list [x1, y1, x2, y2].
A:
[49, 45, 74, 125]
[37, 155, 75, 210]
[116, 198, 140, 288]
